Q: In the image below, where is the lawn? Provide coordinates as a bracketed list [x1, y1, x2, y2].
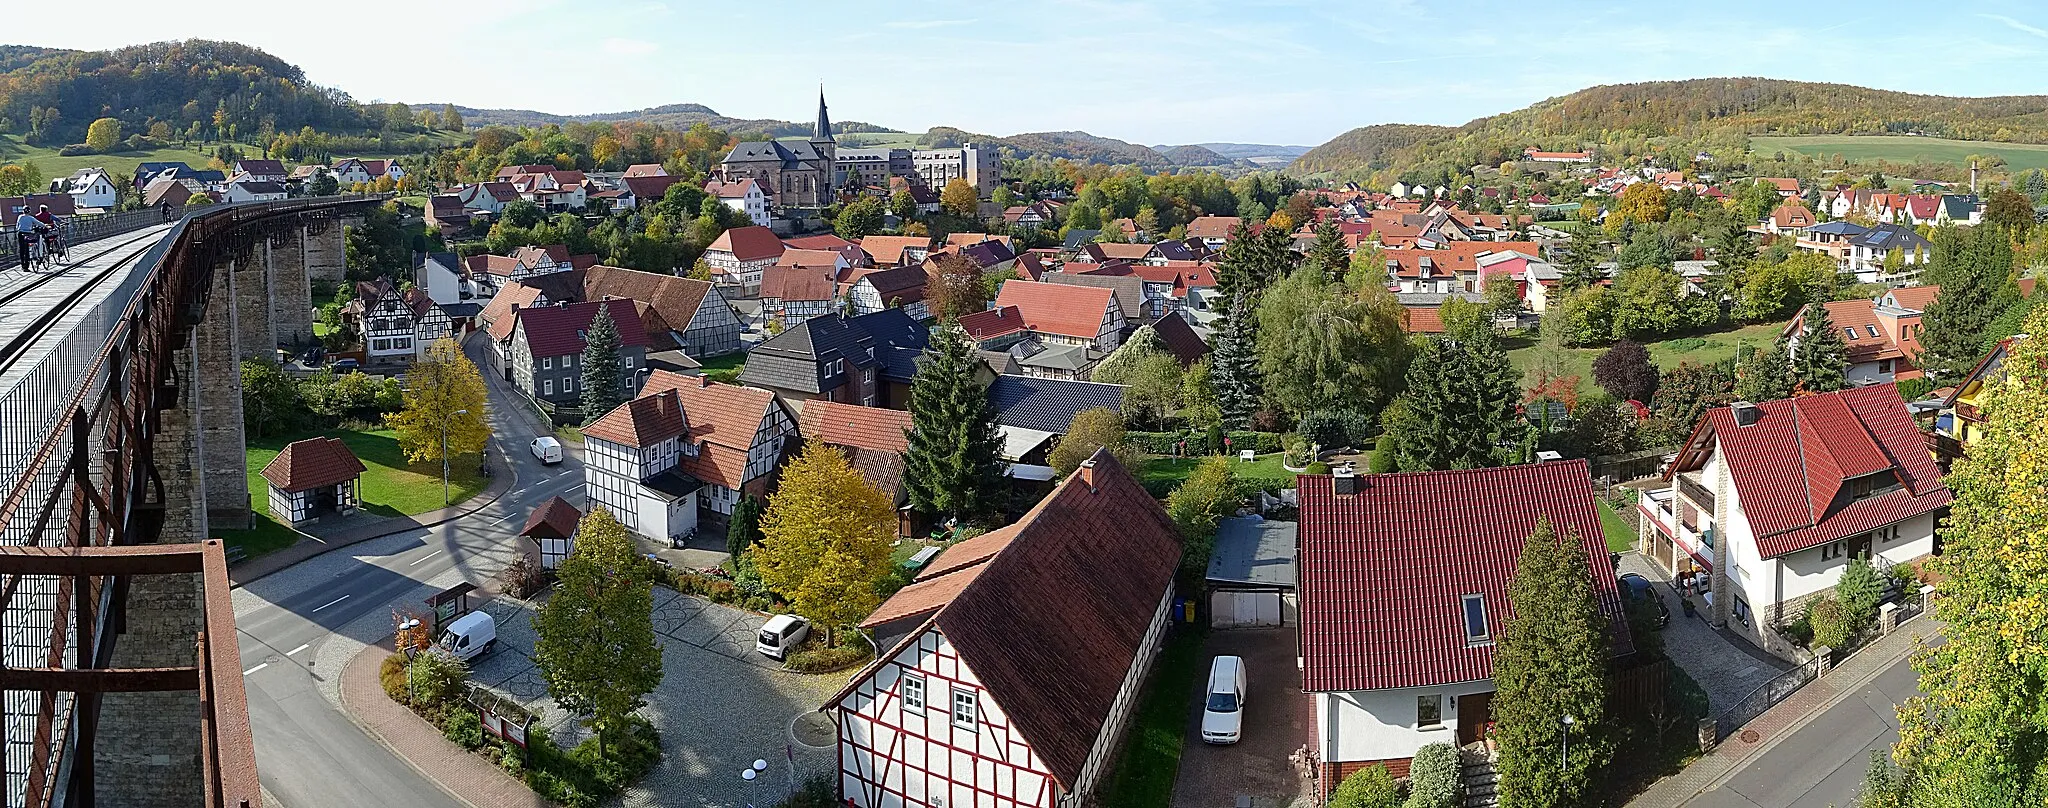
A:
[695, 352, 746, 373]
[1596, 500, 1638, 552]
[1750, 134, 2048, 172]
[0, 134, 222, 179]
[1098, 628, 1205, 808]
[1504, 321, 1785, 387]
[1136, 452, 1294, 496]
[219, 427, 487, 559]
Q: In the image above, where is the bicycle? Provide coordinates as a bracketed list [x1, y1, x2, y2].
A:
[18, 231, 47, 272]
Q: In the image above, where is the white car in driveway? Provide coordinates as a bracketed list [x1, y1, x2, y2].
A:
[1200, 655, 1247, 744]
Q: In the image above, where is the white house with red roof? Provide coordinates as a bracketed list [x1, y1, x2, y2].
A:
[1781, 287, 1938, 385]
[1641, 387, 1951, 651]
[582, 371, 797, 532]
[989, 280, 1126, 352]
[705, 178, 769, 227]
[703, 225, 786, 295]
[1298, 461, 1630, 790]
[829, 449, 1180, 808]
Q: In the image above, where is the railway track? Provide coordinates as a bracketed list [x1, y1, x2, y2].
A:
[0, 228, 167, 377]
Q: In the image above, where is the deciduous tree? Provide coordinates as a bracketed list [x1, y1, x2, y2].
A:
[1493, 519, 1612, 808]
[924, 253, 987, 322]
[754, 441, 896, 644]
[1591, 340, 1658, 403]
[834, 195, 885, 240]
[84, 117, 122, 153]
[532, 507, 661, 756]
[1255, 263, 1408, 419]
[1049, 407, 1139, 477]
[904, 325, 1008, 525]
[1734, 340, 1794, 402]
[384, 339, 490, 465]
[940, 177, 978, 218]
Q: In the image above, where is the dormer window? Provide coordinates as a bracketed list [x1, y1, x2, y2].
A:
[1461, 594, 1490, 645]
[1847, 470, 1902, 502]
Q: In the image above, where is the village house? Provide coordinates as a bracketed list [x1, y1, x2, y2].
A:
[1640, 387, 1951, 655]
[831, 448, 1179, 808]
[986, 375, 1127, 467]
[601, 174, 685, 212]
[1186, 216, 1241, 251]
[1300, 461, 1630, 789]
[847, 266, 931, 321]
[58, 168, 119, 210]
[455, 182, 520, 214]
[797, 400, 915, 534]
[859, 235, 935, 268]
[424, 195, 472, 232]
[1762, 202, 1816, 235]
[759, 264, 841, 327]
[225, 180, 289, 203]
[1847, 224, 1931, 284]
[1936, 335, 2023, 453]
[1794, 220, 1864, 263]
[347, 279, 436, 365]
[738, 309, 928, 408]
[705, 178, 770, 227]
[259, 437, 366, 525]
[232, 159, 290, 184]
[583, 371, 797, 524]
[1782, 286, 1937, 386]
[498, 299, 649, 407]
[989, 281, 1126, 352]
[703, 225, 787, 295]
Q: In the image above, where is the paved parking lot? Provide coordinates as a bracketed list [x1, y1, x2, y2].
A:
[468, 589, 853, 808]
[1170, 628, 1312, 808]
[1618, 553, 1792, 714]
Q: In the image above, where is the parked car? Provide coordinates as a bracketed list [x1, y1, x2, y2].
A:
[437, 611, 498, 662]
[1200, 655, 1247, 744]
[1619, 572, 1670, 628]
[331, 358, 361, 374]
[530, 436, 563, 465]
[757, 614, 811, 660]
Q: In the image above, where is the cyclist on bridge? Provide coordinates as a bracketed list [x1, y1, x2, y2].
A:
[13, 208, 39, 271]
[31, 205, 63, 259]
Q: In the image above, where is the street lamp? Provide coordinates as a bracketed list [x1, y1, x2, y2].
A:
[442, 409, 469, 505]
[1560, 714, 1576, 772]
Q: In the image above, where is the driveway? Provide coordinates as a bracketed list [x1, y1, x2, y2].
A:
[467, 589, 854, 808]
[1618, 553, 1791, 714]
[1170, 628, 1312, 808]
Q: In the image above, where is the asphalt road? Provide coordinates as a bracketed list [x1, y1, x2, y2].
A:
[1684, 651, 1920, 808]
[235, 338, 586, 808]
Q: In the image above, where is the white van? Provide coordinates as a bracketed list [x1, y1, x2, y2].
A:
[529, 436, 563, 465]
[756, 614, 811, 660]
[1200, 655, 1247, 744]
[438, 611, 498, 662]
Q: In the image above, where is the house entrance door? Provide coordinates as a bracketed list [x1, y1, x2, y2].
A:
[1457, 691, 1493, 745]
[1850, 535, 1873, 560]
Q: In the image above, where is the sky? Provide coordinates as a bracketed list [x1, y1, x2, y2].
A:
[14, 0, 2048, 147]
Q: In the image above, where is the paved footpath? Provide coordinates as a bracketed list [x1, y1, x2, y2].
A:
[1627, 618, 1943, 808]
[339, 635, 549, 808]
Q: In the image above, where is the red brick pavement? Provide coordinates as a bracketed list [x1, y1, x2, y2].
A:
[338, 639, 550, 808]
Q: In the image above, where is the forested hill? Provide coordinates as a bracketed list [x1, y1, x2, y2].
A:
[451, 103, 901, 139]
[0, 40, 395, 147]
[1291, 77, 2048, 181]
[920, 126, 1174, 168]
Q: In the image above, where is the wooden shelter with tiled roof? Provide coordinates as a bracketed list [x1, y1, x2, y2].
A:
[260, 438, 367, 524]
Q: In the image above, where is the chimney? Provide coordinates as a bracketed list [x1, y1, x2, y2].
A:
[1731, 401, 1761, 427]
[1971, 161, 1980, 195]
[1534, 451, 1563, 463]
[557, 300, 569, 308]
[697, 374, 711, 388]
[1078, 458, 1098, 493]
[1331, 465, 1358, 496]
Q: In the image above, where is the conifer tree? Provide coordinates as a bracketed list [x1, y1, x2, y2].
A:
[579, 304, 626, 417]
[1557, 229, 1609, 289]
[1383, 323, 1520, 471]
[904, 325, 1008, 525]
[1918, 225, 2018, 380]
[1790, 301, 1848, 393]
[1493, 519, 1612, 808]
[1304, 222, 1349, 283]
[1211, 293, 1264, 428]
[1734, 340, 1794, 402]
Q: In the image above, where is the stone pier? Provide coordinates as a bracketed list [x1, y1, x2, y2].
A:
[304, 220, 345, 285]
[270, 229, 313, 347]
[195, 258, 249, 531]
[234, 245, 273, 360]
[155, 339, 208, 545]
[91, 570, 202, 806]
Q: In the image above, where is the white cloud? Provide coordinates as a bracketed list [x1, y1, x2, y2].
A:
[602, 37, 661, 57]
[1980, 13, 2048, 40]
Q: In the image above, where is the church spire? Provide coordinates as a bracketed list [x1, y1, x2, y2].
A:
[812, 86, 834, 143]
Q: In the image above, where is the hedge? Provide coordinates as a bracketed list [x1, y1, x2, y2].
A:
[1127, 431, 1185, 455]
[1225, 431, 1283, 454]
[1128, 430, 1282, 456]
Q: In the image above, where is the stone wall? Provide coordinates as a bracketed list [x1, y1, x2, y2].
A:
[92, 571, 202, 807]
[270, 230, 313, 347]
[304, 220, 345, 285]
[233, 245, 273, 360]
[196, 259, 249, 531]
[156, 340, 207, 545]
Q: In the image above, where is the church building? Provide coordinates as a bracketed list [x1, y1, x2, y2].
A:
[715, 92, 837, 209]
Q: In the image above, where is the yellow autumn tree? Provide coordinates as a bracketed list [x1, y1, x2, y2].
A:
[753, 440, 896, 645]
[384, 338, 491, 465]
[85, 117, 122, 153]
[940, 177, 978, 218]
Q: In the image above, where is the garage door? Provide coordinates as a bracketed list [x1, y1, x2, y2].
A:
[1210, 591, 1283, 627]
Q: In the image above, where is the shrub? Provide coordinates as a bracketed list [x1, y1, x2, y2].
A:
[1894, 377, 1935, 402]
[499, 554, 549, 599]
[379, 654, 410, 703]
[704, 368, 741, 384]
[1296, 410, 1374, 450]
[1305, 461, 1331, 475]
[1126, 430, 1186, 455]
[407, 650, 470, 708]
[1663, 337, 1708, 352]
[788, 633, 874, 673]
[1404, 742, 1464, 808]
[776, 774, 837, 808]
[1807, 597, 1853, 650]
[1225, 430, 1283, 454]
[1328, 763, 1404, 808]
[1835, 557, 1885, 629]
[441, 706, 485, 750]
[1367, 442, 1397, 474]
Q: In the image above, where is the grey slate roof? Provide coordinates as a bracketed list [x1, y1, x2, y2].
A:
[722, 139, 828, 168]
[1852, 223, 1931, 253]
[1206, 517, 1298, 589]
[1062, 230, 1101, 249]
[738, 309, 929, 394]
[987, 375, 1126, 433]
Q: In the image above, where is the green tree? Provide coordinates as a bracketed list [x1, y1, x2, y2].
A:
[904, 325, 1009, 525]
[1610, 265, 1694, 340]
[1734, 340, 1794, 402]
[1211, 293, 1264, 428]
[725, 495, 763, 558]
[1556, 229, 1609, 289]
[1256, 263, 1408, 419]
[755, 441, 897, 644]
[1545, 285, 1616, 347]
[532, 507, 662, 756]
[439, 104, 463, 131]
[1048, 407, 1139, 477]
[1918, 225, 2018, 380]
[1180, 358, 1222, 434]
[579, 304, 626, 417]
[1383, 326, 1520, 471]
[1164, 456, 1236, 579]
[890, 189, 917, 222]
[240, 359, 304, 438]
[1984, 188, 2035, 235]
[84, 117, 122, 153]
[940, 177, 978, 218]
[1492, 518, 1611, 808]
[1790, 301, 1848, 393]
[834, 195, 886, 239]
[1711, 222, 1757, 273]
[1303, 222, 1349, 282]
[1483, 270, 1525, 318]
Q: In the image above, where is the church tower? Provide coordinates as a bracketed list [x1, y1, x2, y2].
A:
[811, 88, 837, 198]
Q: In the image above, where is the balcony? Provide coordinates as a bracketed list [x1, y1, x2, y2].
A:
[1677, 472, 1715, 513]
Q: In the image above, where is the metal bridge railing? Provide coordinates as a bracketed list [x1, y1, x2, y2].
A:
[0, 206, 210, 268]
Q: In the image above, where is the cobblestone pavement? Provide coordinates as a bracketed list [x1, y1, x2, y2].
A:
[1618, 553, 1791, 714]
[1170, 628, 1312, 808]
[468, 590, 855, 808]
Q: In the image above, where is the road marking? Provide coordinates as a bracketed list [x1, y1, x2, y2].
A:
[311, 595, 350, 612]
[286, 644, 310, 657]
[410, 551, 442, 566]
[243, 663, 268, 676]
[1735, 665, 1760, 678]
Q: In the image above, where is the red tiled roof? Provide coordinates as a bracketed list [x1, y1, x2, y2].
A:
[837, 449, 1181, 789]
[623, 164, 666, 178]
[783, 234, 856, 251]
[1382, 242, 1543, 279]
[621, 174, 683, 202]
[776, 248, 844, 269]
[707, 225, 786, 262]
[1761, 177, 1801, 194]
[759, 265, 837, 302]
[580, 265, 718, 346]
[1789, 300, 1904, 363]
[914, 524, 1020, 582]
[520, 496, 582, 539]
[642, 370, 781, 488]
[1905, 194, 1939, 219]
[992, 280, 1114, 341]
[1402, 306, 1445, 333]
[1092, 242, 1154, 261]
[583, 388, 687, 447]
[797, 400, 912, 454]
[481, 283, 545, 342]
[514, 299, 648, 357]
[1770, 203, 1814, 228]
[1298, 460, 1628, 692]
[957, 305, 1028, 341]
[259, 438, 366, 494]
[1885, 285, 1939, 311]
[858, 235, 931, 266]
[464, 254, 524, 277]
[1668, 385, 1951, 558]
[1186, 216, 1241, 239]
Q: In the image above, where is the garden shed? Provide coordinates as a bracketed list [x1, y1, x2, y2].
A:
[260, 437, 366, 525]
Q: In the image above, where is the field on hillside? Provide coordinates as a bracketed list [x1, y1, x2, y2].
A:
[1750, 135, 2048, 172]
[829, 132, 926, 148]
[0, 133, 466, 178]
[1504, 321, 1786, 388]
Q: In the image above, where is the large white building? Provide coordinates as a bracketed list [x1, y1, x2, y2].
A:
[912, 144, 998, 199]
[830, 449, 1181, 808]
